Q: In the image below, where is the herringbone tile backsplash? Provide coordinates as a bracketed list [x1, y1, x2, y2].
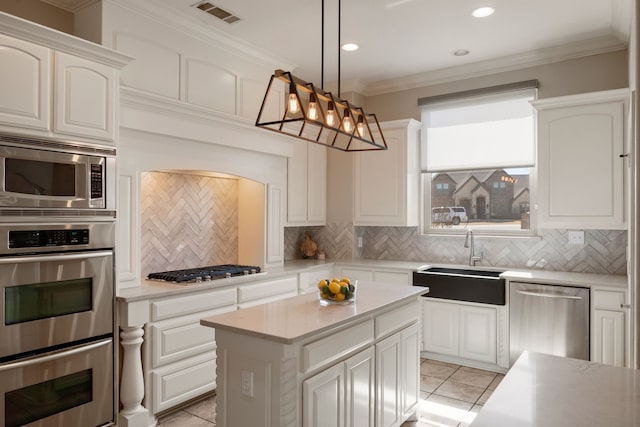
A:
[141, 172, 238, 277]
[285, 223, 627, 275]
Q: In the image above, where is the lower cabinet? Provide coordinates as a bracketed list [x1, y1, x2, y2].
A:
[422, 299, 497, 364]
[592, 288, 627, 367]
[336, 265, 412, 286]
[237, 275, 298, 308]
[376, 323, 420, 427]
[299, 266, 335, 295]
[303, 348, 375, 427]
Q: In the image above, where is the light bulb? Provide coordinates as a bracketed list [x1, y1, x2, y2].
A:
[308, 93, 318, 120]
[342, 109, 354, 133]
[326, 102, 336, 127]
[288, 82, 299, 114]
[356, 116, 365, 137]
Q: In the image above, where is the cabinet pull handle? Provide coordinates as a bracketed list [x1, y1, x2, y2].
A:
[620, 303, 631, 309]
[619, 153, 629, 158]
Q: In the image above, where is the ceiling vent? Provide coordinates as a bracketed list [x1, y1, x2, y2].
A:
[194, 2, 241, 24]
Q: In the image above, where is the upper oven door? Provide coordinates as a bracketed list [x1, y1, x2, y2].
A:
[0, 144, 107, 209]
[0, 250, 113, 358]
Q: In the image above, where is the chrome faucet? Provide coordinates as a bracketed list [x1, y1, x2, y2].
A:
[463, 229, 483, 266]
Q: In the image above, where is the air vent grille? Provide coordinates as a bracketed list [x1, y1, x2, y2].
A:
[194, 2, 241, 24]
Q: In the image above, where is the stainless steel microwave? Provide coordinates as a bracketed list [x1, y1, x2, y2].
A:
[0, 135, 115, 212]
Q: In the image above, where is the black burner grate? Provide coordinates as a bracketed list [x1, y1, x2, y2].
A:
[148, 264, 261, 283]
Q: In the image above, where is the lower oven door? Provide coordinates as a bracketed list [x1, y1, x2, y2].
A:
[0, 250, 113, 358]
[0, 337, 113, 427]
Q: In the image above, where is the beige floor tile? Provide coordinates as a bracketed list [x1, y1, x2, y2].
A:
[449, 368, 495, 389]
[157, 410, 214, 427]
[433, 379, 485, 403]
[183, 395, 217, 422]
[458, 404, 483, 427]
[476, 388, 494, 405]
[419, 394, 473, 427]
[420, 374, 445, 393]
[487, 373, 505, 390]
[421, 358, 461, 370]
[420, 361, 458, 380]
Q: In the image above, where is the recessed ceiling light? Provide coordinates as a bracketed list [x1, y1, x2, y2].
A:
[341, 43, 359, 52]
[472, 6, 495, 18]
[453, 49, 470, 56]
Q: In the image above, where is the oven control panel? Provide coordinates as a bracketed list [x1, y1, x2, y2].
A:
[9, 229, 89, 248]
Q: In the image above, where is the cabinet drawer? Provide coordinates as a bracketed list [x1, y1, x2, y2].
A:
[149, 306, 235, 368]
[151, 352, 216, 414]
[376, 299, 420, 339]
[373, 270, 411, 286]
[299, 267, 334, 292]
[151, 287, 237, 321]
[593, 289, 625, 309]
[303, 319, 374, 374]
[238, 276, 298, 303]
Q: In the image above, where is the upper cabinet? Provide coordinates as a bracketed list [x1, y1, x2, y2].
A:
[354, 119, 421, 226]
[0, 13, 130, 145]
[287, 142, 327, 226]
[533, 89, 629, 229]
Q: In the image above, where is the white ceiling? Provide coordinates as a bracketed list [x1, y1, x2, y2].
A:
[48, 0, 632, 95]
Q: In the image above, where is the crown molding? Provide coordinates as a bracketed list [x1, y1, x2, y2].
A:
[0, 11, 132, 68]
[361, 33, 627, 96]
[40, 0, 99, 13]
[108, 0, 296, 72]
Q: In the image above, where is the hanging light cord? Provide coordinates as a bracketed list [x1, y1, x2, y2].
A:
[338, 0, 341, 97]
[321, 0, 324, 90]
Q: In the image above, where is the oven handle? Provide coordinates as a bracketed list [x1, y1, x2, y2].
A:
[0, 250, 113, 264]
[0, 338, 111, 372]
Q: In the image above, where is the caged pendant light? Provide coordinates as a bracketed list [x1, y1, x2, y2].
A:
[255, 0, 387, 152]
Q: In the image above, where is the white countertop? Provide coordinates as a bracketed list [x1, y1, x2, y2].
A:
[200, 281, 428, 343]
[471, 351, 640, 427]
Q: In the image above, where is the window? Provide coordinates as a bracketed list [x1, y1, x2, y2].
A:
[419, 82, 537, 235]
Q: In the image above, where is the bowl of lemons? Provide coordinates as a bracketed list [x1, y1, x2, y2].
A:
[317, 277, 356, 305]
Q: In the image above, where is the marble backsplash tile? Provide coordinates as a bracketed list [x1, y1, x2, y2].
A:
[285, 223, 627, 275]
[141, 172, 238, 277]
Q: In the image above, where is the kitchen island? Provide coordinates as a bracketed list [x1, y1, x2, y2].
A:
[201, 281, 428, 427]
[471, 351, 640, 426]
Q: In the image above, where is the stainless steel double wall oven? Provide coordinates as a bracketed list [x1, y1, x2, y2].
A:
[0, 134, 116, 427]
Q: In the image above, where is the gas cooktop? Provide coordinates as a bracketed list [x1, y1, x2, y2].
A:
[147, 264, 262, 284]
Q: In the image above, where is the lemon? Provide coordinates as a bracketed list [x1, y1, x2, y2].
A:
[334, 293, 345, 301]
[341, 277, 351, 284]
[317, 279, 328, 289]
[328, 281, 341, 294]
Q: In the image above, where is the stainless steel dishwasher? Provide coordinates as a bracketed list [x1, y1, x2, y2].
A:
[509, 282, 589, 365]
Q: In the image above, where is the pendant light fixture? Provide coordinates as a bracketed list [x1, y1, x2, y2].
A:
[255, 0, 387, 151]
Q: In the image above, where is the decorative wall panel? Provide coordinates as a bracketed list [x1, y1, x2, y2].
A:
[141, 172, 238, 277]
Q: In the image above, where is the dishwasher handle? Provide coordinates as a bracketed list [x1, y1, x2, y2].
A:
[516, 289, 584, 301]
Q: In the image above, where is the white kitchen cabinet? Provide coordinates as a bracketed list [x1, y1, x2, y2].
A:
[144, 287, 237, 416]
[287, 141, 327, 225]
[237, 275, 298, 308]
[533, 89, 629, 229]
[303, 347, 374, 427]
[0, 33, 50, 132]
[336, 265, 411, 286]
[299, 266, 334, 295]
[0, 18, 129, 145]
[53, 51, 117, 141]
[592, 288, 627, 367]
[354, 119, 421, 226]
[422, 299, 497, 364]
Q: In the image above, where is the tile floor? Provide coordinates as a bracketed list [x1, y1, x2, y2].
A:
[157, 358, 504, 427]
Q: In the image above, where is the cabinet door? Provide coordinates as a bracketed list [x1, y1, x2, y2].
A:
[422, 300, 458, 356]
[401, 323, 420, 418]
[376, 333, 402, 427]
[354, 119, 420, 226]
[459, 305, 497, 364]
[287, 141, 309, 224]
[593, 309, 625, 367]
[0, 34, 50, 131]
[307, 142, 327, 224]
[54, 51, 116, 142]
[303, 363, 345, 427]
[345, 348, 374, 427]
[536, 94, 626, 229]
